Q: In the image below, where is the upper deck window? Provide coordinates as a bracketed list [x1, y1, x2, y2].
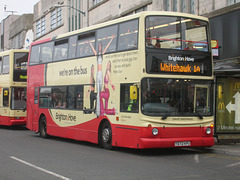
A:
[14, 52, 28, 82]
[0, 56, 2, 73]
[117, 19, 138, 51]
[146, 16, 209, 51]
[30, 45, 41, 65]
[40, 42, 54, 63]
[3, 55, 9, 74]
[96, 25, 118, 54]
[53, 39, 68, 61]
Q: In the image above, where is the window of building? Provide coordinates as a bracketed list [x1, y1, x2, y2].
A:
[93, 0, 103, 6]
[36, 19, 41, 37]
[173, 0, 178, 12]
[181, 0, 186, 13]
[3, 55, 9, 74]
[227, 0, 240, 5]
[36, 17, 46, 37]
[135, 6, 147, 13]
[120, 84, 139, 113]
[51, 10, 57, 29]
[164, 0, 170, 11]
[57, 7, 62, 26]
[41, 17, 46, 35]
[51, 8, 62, 30]
[190, 0, 195, 14]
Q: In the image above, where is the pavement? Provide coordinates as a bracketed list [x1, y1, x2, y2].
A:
[207, 138, 240, 157]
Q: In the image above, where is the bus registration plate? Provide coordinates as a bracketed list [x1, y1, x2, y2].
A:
[175, 141, 191, 147]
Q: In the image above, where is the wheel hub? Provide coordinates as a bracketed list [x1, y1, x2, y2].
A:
[102, 128, 110, 143]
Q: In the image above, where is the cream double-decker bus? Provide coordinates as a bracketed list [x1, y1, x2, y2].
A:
[0, 50, 28, 126]
[27, 11, 214, 149]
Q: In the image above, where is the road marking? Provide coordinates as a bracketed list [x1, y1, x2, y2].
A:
[10, 156, 71, 180]
[194, 154, 199, 163]
[226, 162, 240, 168]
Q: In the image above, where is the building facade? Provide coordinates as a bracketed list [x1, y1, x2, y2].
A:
[0, 15, 20, 51]
[9, 14, 34, 50]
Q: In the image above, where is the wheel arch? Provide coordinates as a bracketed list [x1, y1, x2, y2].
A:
[98, 118, 111, 146]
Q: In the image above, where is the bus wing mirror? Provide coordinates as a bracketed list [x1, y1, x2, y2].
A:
[4, 90, 8, 96]
[130, 85, 138, 100]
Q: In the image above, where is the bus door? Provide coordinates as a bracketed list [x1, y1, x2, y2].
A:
[194, 85, 210, 113]
[2, 88, 10, 116]
[33, 86, 40, 124]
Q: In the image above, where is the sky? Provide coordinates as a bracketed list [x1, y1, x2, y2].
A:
[0, 0, 40, 22]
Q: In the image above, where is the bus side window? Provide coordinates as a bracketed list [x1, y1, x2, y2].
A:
[3, 55, 9, 74]
[68, 36, 77, 59]
[39, 87, 52, 108]
[77, 33, 95, 58]
[3, 88, 9, 107]
[40, 42, 54, 63]
[120, 84, 139, 113]
[76, 86, 83, 110]
[30, 45, 41, 65]
[53, 39, 68, 62]
[52, 87, 67, 108]
[96, 25, 118, 53]
[118, 19, 139, 51]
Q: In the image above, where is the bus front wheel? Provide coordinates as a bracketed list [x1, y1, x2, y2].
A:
[100, 121, 112, 150]
[39, 116, 47, 138]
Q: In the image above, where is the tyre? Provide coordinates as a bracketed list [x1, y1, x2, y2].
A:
[39, 116, 48, 138]
[100, 121, 112, 150]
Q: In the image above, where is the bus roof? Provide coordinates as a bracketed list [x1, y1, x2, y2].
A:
[32, 11, 209, 44]
[0, 49, 29, 56]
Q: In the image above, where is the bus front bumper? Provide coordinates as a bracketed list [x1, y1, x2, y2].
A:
[139, 137, 214, 149]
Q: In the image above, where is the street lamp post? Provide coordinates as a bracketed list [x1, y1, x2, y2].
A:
[54, 4, 85, 16]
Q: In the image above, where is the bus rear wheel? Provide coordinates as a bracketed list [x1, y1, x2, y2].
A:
[100, 121, 112, 150]
[39, 116, 47, 138]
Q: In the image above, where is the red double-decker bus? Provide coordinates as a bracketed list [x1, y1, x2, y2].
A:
[27, 11, 214, 149]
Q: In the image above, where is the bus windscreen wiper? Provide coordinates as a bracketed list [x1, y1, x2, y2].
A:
[194, 109, 203, 119]
[161, 112, 172, 120]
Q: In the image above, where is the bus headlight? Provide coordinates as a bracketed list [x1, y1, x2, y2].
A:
[206, 127, 211, 135]
[152, 128, 159, 136]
